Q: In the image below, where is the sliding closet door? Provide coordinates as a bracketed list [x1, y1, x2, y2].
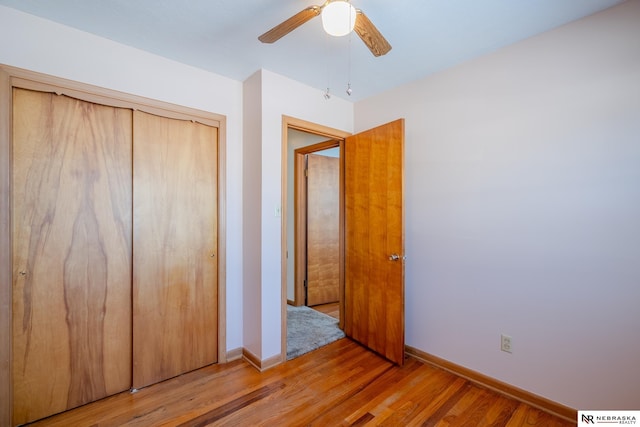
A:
[12, 89, 133, 425]
[133, 111, 218, 389]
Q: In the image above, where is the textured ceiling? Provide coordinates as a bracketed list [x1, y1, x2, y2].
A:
[0, 0, 626, 101]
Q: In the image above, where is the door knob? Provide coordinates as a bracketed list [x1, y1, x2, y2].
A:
[388, 254, 405, 261]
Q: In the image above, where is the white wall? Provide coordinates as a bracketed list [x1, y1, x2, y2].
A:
[355, 1, 640, 410]
[242, 71, 263, 358]
[0, 6, 245, 352]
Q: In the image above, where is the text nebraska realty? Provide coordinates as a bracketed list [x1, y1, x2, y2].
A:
[583, 414, 637, 424]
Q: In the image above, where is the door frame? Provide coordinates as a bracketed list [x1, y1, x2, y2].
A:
[280, 116, 350, 362]
[0, 65, 228, 426]
[292, 141, 341, 307]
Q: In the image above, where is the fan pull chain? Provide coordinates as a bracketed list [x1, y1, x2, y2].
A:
[346, 4, 353, 96]
[324, 30, 331, 100]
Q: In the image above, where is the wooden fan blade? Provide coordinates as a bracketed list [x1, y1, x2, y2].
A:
[354, 9, 392, 57]
[259, 6, 322, 43]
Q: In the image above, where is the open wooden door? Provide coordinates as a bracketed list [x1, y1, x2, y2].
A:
[344, 119, 405, 365]
[306, 153, 340, 306]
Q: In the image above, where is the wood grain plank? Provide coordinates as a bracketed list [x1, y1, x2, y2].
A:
[402, 378, 468, 427]
[308, 356, 426, 425]
[306, 153, 340, 306]
[445, 387, 499, 426]
[505, 404, 575, 427]
[368, 367, 464, 425]
[312, 302, 339, 319]
[132, 110, 218, 389]
[478, 394, 520, 427]
[26, 339, 574, 427]
[175, 382, 287, 427]
[215, 341, 393, 426]
[12, 88, 133, 425]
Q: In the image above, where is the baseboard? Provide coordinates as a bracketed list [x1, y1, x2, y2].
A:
[225, 347, 243, 362]
[405, 345, 577, 423]
[241, 348, 283, 372]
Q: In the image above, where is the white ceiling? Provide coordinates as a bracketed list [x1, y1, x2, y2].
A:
[0, 0, 626, 101]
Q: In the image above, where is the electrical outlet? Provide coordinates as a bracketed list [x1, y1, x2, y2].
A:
[501, 334, 512, 353]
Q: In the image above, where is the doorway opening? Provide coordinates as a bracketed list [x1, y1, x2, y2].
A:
[281, 117, 350, 361]
[281, 117, 406, 366]
[293, 142, 340, 309]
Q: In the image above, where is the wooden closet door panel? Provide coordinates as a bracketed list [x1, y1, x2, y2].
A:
[133, 111, 218, 389]
[12, 89, 133, 425]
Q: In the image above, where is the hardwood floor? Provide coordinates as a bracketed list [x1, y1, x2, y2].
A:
[27, 339, 574, 426]
[311, 302, 339, 320]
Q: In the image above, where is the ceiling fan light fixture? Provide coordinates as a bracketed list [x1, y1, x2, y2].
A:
[321, 1, 356, 37]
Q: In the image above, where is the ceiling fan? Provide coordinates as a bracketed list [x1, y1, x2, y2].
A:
[258, 0, 392, 57]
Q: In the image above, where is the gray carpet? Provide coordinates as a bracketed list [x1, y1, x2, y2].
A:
[287, 305, 345, 360]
